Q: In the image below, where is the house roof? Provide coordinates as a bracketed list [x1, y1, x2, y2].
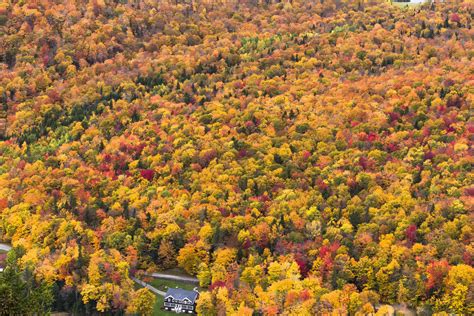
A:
[164, 288, 199, 303]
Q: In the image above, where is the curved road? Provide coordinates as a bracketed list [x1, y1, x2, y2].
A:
[0, 243, 12, 252]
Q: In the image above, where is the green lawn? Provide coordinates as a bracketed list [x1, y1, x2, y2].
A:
[153, 295, 168, 316]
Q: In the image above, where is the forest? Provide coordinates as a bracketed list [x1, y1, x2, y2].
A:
[0, 0, 473, 315]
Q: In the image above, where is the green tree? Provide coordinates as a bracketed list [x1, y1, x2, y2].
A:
[0, 247, 53, 316]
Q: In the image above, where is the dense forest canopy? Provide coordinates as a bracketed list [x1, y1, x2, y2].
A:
[0, 0, 473, 314]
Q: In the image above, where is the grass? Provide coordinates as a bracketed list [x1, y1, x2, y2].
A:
[153, 295, 168, 316]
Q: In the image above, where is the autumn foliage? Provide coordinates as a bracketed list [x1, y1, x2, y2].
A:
[0, 0, 473, 314]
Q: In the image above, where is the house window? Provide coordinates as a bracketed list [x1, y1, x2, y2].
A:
[164, 303, 175, 308]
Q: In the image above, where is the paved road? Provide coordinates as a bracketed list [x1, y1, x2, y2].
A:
[392, 304, 416, 316]
[147, 273, 199, 283]
[131, 277, 166, 296]
[0, 243, 12, 252]
[0, 243, 12, 272]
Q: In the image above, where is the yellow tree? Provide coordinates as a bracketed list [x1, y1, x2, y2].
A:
[126, 288, 156, 316]
[177, 240, 210, 275]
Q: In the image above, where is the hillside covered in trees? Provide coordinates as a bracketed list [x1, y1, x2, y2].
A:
[0, 0, 473, 314]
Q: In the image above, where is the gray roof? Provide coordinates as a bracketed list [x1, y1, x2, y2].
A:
[164, 288, 198, 303]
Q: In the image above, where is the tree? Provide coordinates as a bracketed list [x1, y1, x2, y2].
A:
[81, 249, 133, 312]
[158, 240, 177, 269]
[197, 262, 211, 287]
[126, 288, 156, 316]
[0, 248, 53, 316]
[196, 291, 216, 316]
[435, 264, 474, 313]
[177, 241, 210, 275]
